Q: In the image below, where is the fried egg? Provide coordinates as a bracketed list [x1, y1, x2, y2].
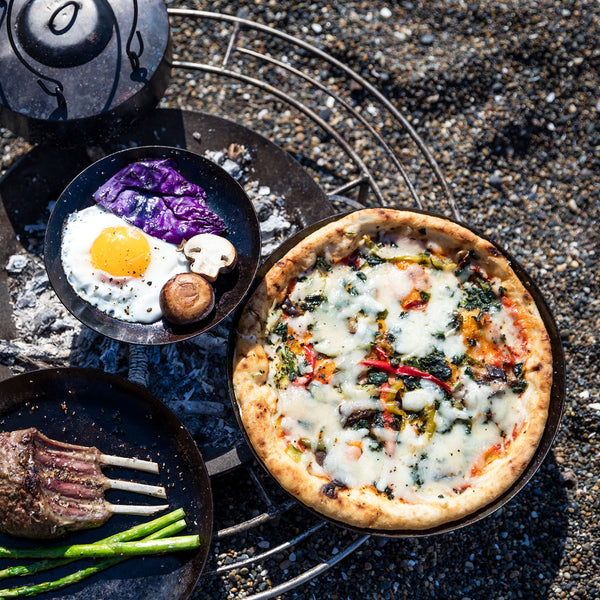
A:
[61, 205, 190, 323]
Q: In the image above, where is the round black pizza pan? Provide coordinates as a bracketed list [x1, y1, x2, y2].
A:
[0, 367, 213, 599]
[44, 144, 261, 345]
[227, 207, 565, 538]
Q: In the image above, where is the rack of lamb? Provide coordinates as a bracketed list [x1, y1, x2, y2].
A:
[0, 428, 167, 539]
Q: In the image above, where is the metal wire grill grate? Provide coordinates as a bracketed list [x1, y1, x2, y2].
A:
[130, 8, 459, 597]
[166, 9, 458, 218]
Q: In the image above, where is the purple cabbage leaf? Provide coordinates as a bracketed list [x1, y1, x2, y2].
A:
[93, 158, 226, 245]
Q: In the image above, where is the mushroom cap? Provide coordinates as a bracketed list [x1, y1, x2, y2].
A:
[159, 272, 215, 325]
[182, 234, 237, 282]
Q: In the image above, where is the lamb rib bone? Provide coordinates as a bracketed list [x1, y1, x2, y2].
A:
[99, 453, 160, 474]
[110, 503, 169, 516]
[105, 478, 166, 499]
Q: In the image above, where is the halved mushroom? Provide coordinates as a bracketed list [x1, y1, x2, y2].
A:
[183, 234, 238, 282]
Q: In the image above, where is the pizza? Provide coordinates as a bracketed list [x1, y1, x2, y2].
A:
[232, 208, 552, 530]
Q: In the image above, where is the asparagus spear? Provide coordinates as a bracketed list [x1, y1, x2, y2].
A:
[0, 518, 191, 598]
[0, 536, 199, 560]
[0, 508, 187, 581]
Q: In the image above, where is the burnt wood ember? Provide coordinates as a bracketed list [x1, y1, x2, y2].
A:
[0, 428, 168, 539]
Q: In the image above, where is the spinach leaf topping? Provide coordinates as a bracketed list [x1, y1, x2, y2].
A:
[367, 371, 389, 385]
[405, 349, 453, 381]
[411, 462, 424, 488]
[511, 362, 528, 394]
[460, 278, 501, 312]
[300, 293, 326, 312]
[277, 346, 299, 382]
[402, 376, 422, 391]
[448, 312, 463, 331]
[316, 256, 332, 273]
[344, 282, 359, 296]
[364, 252, 386, 267]
[272, 321, 288, 340]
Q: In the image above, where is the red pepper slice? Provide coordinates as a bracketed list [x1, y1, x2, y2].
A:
[403, 298, 429, 310]
[361, 351, 452, 394]
[303, 344, 317, 370]
[375, 346, 388, 361]
[292, 344, 317, 386]
[394, 365, 452, 394]
[362, 359, 396, 374]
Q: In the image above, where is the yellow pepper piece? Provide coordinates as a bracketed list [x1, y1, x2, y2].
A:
[425, 405, 437, 439]
[285, 444, 303, 462]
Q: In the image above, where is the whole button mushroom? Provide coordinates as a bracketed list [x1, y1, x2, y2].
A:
[160, 273, 215, 325]
[183, 234, 237, 282]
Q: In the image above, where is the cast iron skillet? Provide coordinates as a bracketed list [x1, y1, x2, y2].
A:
[0, 368, 213, 599]
[227, 208, 565, 537]
[44, 145, 261, 345]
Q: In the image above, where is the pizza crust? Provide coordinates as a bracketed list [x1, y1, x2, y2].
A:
[232, 208, 553, 531]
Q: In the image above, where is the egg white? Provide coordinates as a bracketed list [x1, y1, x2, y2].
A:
[61, 205, 190, 323]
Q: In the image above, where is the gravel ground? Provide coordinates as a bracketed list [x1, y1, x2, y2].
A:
[1, 1, 599, 599]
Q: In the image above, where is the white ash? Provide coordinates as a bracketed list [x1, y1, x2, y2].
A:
[4, 253, 80, 366]
[2, 145, 299, 453]
[6, 254, 28, 274]
[204, 145, 299, 258]
[245, 181, 295, 258]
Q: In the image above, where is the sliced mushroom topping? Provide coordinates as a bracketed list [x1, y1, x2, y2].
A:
[347, 315, 358, 334]
[182, 234, 237, 282]
[484, 365, 507, 382]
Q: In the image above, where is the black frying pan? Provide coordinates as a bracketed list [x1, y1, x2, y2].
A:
[227, 208, 565, 537]
[0, 367, 213, 599]
[44, 145, 261, 345]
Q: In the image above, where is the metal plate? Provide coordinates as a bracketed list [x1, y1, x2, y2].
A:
[0, 367, 212, 600]
[44, 145, 261, 345]
[227, 208, 565, 537]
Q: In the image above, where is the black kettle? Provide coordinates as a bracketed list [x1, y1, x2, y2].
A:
[0, 0, 172, 144]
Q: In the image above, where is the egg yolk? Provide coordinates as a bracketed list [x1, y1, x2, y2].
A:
[90, 226, 151, 277]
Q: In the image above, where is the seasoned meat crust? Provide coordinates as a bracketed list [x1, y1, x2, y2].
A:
[0, 429, 47, 537]
[0, 428, 111, 539]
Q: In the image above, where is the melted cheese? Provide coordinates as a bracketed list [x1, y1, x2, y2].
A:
[264, 236, 531, 501]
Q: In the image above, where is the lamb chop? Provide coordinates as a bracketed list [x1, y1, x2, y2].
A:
[0, 428, 168, 539]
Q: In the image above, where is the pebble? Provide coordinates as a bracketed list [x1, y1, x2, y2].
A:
[489, 172, 503, 188]
[560, 469, 578, 489]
